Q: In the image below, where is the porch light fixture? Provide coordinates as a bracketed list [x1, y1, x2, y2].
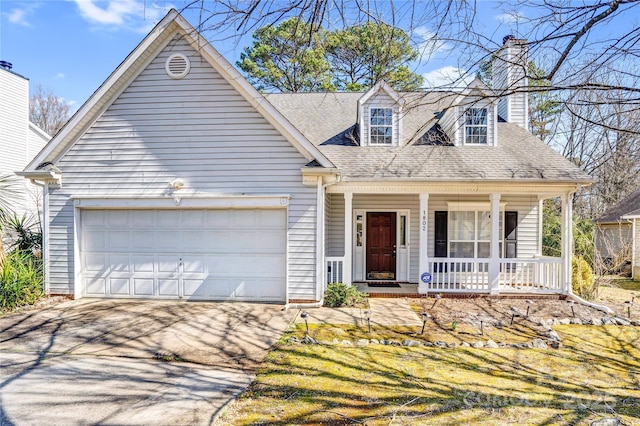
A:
[300, 311, 309, 334]
[420, 313, 430, 335]
[525, 300, 533, 317]
[567, 300, 576, 317]
[626, 301, 633, 319]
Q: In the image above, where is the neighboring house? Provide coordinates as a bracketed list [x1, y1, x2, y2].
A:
[595, 189, 640, 279]
[20, 10, 593, 302]
[0, 62, 51, 222]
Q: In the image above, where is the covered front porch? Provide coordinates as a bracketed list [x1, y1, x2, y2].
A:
[322, 183, 575, 296]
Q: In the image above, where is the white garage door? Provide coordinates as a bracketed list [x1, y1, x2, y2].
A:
[80, 209, 286, 301]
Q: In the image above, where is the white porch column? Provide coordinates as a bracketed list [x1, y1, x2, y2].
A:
[343, 192, 353, 285]
[418, 193, 429, 294]
[561, 193, 573, 294]
[489, 193, 501, 294]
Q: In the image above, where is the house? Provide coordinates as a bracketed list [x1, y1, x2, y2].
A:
[0, 62, 51, 221]
[20, 10, 593, 303]
[595, 189, 640, 279]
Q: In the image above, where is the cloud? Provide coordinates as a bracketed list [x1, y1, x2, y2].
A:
[56, 72, 66, 79]
[73, 0, 172, 32]
[495, 12, 525, 25]
[5, 3, 42, 27]
[414, 27, 450, 60]
[422, 66, 474, 89]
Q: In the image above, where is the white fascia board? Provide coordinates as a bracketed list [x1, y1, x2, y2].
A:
[358, 80, 404, 107]
[24, 10, 179, 172]
[70, 194, 291, 209]
[173, 14, 334, 169]
[28, 122, 51, 141]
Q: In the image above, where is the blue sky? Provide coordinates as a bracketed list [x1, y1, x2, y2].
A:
[0, 0, 611, 111]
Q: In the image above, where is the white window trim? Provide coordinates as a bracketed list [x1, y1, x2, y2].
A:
[463, 107, 488, 145]
[368, 106, 395, 146]
[446, 204, 509, 258]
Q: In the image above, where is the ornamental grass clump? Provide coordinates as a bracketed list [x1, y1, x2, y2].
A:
[0, 250, 44, 312]
[323, 282, 367, 307]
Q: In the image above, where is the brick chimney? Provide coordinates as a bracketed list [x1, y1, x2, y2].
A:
[492, 35, 528, 130]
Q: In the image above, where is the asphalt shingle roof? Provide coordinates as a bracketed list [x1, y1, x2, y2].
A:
[265, 92, 594, 183]
[596, 188, 640, 222]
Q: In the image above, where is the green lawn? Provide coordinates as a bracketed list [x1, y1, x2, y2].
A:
[217, 325, 640, 425]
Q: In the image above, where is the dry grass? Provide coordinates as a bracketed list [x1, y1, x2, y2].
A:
[216, 326, 640, 425]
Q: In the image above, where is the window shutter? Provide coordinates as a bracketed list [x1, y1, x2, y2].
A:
[434, 211, 448, 258]
[504, 211, 518, 258]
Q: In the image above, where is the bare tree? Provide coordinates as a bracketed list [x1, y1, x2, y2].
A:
[182, 0, 640, 217]
[29, 85, 71, 136]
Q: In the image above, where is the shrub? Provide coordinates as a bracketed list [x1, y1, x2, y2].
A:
[324, 282, 367, 307]
[0, 250, 44, 312]
[572, 255, 597, 300]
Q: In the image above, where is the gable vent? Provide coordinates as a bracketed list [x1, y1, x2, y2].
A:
[165, 53, 190, 79]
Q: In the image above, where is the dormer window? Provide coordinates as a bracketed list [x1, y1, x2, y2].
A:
[464, 108, 488, 144]
[369, 107, 393, 145]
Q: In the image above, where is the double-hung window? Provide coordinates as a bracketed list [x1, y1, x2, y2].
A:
[449, 211, 502, 258]
[464, 108, 488, 144]
[369, 107, 393, 145]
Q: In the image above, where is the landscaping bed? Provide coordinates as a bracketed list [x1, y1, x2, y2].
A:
[216, 326, 640, 425]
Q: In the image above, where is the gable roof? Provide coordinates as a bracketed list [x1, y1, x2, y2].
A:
[24, 9, 333, 173]
[265, 92, 594, 183]
[596, 188, 640, 222]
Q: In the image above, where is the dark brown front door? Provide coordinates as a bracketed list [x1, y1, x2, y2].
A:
[366, 212, 396, 280]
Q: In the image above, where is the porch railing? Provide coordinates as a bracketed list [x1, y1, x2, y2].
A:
[426, 258, 491, 292]
[325, 256, 563, 293]
[498, 257, 562, 293]
[326, 257, 344, 284]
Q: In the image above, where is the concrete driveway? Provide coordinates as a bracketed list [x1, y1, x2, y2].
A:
[0, 299, 295, 425]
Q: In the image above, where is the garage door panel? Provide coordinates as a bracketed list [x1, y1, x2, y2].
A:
[131, 231, 155, 250]
[157, 256, 179, 273]
[156, 231, 179, 250]
[110, 255, 130, 272]
[183, 257, 205, 273]
[84, 230, 106, 251]
[132, 255, 154, 273]
[109, 231, 130, 250]
[109, 278, 130, 295]
[133, 278, 154, 296]
[81, 209, 286, 301]
[184, 279, 230, 299]
[85, 254, 107, 272]
[108, 211, 130, 227]
[85, 278, 106, 296]
[158, 279, 179, 296]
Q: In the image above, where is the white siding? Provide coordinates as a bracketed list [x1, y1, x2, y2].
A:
[0, 69, 49, 219]
[492, 40, 528, 129]
[327, 194, 344, 257]
[47, 36, 318, 300]
[595, 223, 632, 259]
[441, 99, 496, 147]
[0, 69, 29, 174]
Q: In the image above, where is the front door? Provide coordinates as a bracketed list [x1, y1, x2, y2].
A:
[366, 212, 396, 280]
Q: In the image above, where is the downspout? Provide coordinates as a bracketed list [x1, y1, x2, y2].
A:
[284, 173, 340, 310]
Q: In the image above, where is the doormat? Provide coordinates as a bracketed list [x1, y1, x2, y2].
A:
[367, 282, 401, 288]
